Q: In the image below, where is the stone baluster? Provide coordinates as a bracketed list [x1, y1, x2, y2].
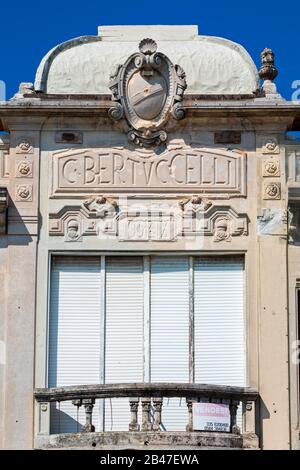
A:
[82, 398, 95, 432]
[129, 398, 140, 431]
[186, 399, 193, 432]
[141, 398, 152, 431]
[72, 398, 83, 432]
[229, 400, 240, 434]
[152, 398, 163, 431]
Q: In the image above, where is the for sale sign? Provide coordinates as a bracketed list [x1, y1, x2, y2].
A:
[193, 402, 230, 432]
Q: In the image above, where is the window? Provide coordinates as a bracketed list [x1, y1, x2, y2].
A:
[48, 255, 246, 432]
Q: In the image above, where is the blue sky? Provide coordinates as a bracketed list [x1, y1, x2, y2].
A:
[0, 0, 299, 100]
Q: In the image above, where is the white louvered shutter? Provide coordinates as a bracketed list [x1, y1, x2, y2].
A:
[150, 256, 189, 430]
[104, 257, 144, 431]
[48, 257, 102, 433]
[194, 257, 246, 426]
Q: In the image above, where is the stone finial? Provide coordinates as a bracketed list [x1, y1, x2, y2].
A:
[258, 48, 282, 99]
[259, 48, 278, 82]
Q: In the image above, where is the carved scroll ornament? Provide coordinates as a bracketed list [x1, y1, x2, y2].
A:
[108, 38, 187, 147]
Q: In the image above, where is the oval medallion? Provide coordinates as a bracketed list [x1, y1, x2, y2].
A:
[127, 71, 167, 120]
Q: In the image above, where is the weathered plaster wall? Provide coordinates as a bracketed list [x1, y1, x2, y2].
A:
[0, 105, 299, 449]
[0, 236, 7, 449]
[35, 25, 259, 95]
[32, 112, 288, 449]
[0, 123, 41, 449]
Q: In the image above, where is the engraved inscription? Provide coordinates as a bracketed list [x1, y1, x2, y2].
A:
[119, 214, 178, 241]
[52, 148, 246, 197]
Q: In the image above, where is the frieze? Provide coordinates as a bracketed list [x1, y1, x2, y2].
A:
[49, 201, 249, 243]
[51, 147, 247, 198]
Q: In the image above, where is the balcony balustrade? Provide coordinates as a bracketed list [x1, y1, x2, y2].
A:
[34, 383, 259, 449]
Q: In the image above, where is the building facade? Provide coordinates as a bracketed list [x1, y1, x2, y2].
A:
[0, 25, 300, 450]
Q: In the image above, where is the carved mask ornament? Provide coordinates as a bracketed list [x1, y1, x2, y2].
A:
[108, 38, 187, 147]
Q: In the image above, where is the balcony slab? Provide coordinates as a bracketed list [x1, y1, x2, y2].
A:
[35, 431, 259, 450]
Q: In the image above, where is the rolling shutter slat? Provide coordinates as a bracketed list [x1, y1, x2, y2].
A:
[48, 257, 102, 433]
[104, 257, 144, 431]
[150, 256, 189, 430]
[194, 257, 245, 427]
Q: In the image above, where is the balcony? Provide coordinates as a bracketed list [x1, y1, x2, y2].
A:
[34, 383, 259, 450]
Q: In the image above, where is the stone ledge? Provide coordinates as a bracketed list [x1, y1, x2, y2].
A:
[35, 431, 258, 450]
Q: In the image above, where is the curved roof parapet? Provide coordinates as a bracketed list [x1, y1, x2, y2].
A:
[34, 25, 260, 96]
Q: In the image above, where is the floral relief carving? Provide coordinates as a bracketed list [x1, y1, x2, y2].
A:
[16, 139, 33, 154]
[16, 184, 32, 201]
[263, 158, 280, 177]
[16, 160, 33, 177]
[262, 138, 279, 154]
[264, 182, 281, 200]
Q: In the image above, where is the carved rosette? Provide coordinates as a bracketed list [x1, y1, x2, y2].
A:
[263, 158, 280, 177]
[262, 138, 279, 154]
[16, 160, 33, 177]
[108, 38, 187, 147]
[264, 182, 281, 200]
[16, 139, 33, 154]
[16, 184, 32, 201]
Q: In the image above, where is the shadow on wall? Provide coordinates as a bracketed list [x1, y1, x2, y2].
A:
[259, 399, 270, 449]
[3, 193, 39, 246]
[50, 404, 84, 434]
